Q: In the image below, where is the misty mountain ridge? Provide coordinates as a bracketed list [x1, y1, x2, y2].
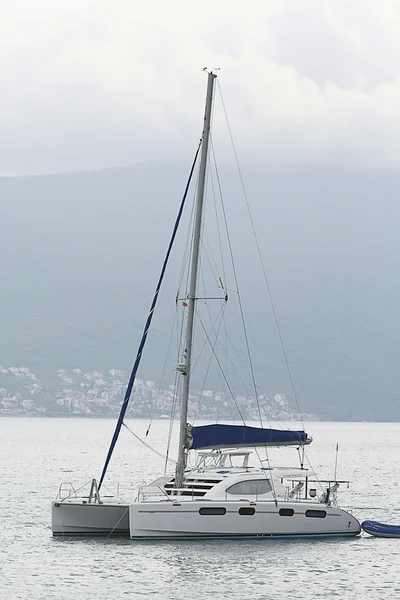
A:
[1, 161, 400, 421]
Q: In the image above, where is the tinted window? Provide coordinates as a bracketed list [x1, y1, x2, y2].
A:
[305, 510, 326, 518]
[199, 507, 226, 515]
[279, 508, 294, 517]
[239, 507, 255, 516]
[226, 479, 272, 496]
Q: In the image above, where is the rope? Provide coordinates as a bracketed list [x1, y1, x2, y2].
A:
[106, 507, 130, 539]
[122, 421, 177, 464]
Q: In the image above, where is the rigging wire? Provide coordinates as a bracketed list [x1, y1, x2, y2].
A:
[200, 234, 227, 293]
[216, 331, 292, 431]
[216, 79, 305, 432]
[214, 331, 289, 431]
[195, 306, 277, 500]
[209, 149, 228, 295]
[210, 139, 263, 427]
[165, 293, 191, 473]
[164, 370, 181, 474]
[215, 80, 313, 487]
[191, 299, 228, 425]
[209, 153, 230, 423]
[98, 141, 201, 489]
[176, 167, 198, 299]
[146, 308, 178, 436]
[167, 173, 201, 465]
[199, 155, 229, 295]
[303, 451, 325, 494]
[189, 154, 229, 423]
[195, 308, 246, 425]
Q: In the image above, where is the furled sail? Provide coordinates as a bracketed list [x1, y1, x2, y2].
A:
[190, 424, 311, 450]
[97, 143, 201, 489]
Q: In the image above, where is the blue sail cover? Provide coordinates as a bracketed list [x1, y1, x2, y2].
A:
[190, 424, 311, 450]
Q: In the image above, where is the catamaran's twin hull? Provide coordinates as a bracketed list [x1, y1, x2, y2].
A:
[51, 501, 130, 536]
[52, 500, 361, 539]
[129, 501, 361, 540]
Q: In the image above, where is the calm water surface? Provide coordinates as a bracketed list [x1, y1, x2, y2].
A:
[1, 418, 399, 599]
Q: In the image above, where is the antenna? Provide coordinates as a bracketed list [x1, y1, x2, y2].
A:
[334, 442, 339, 480]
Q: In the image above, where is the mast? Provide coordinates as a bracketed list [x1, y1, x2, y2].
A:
[175, 71, 216, 489]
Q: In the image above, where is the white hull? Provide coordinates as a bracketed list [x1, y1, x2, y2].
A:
[52, 501, 129, 536]
[129, 500, 361, 540]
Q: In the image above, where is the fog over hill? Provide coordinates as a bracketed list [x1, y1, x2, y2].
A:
[1, 162, 400, 421]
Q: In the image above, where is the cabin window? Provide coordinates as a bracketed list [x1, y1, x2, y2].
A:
[226, 479, 272, 496]
[305, 509, 326, 519]
[239, 507, 255, 516]
[199, 507, 226, 516]
[279, 508, 294, 517]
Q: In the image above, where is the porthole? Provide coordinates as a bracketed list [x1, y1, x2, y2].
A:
[279, 508, 294, 517]
[199, 507, 226, 516]
[239, 507, 255, 516]
[305, 509, 326, 519]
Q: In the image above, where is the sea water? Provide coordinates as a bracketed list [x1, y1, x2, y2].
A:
[1, 418, 399, 599]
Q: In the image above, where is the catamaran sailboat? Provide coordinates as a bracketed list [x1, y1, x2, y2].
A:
[52, 71, 360, 540]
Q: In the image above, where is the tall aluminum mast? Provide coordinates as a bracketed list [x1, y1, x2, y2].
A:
[174, 71, 217, 489]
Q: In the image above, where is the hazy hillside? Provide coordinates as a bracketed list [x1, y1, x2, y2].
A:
[1, 162, 400, 420]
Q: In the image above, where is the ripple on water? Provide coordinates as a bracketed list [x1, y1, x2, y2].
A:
[2, 419, 400, 600]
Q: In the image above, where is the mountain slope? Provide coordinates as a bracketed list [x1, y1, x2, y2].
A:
[1, 163, 400, 420]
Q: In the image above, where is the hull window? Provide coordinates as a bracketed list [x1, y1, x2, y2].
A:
[305, 509, 327, 519]
[199, 507, 226, 516]
[279, 508, 294, 517]
[239, 507, 256, 516]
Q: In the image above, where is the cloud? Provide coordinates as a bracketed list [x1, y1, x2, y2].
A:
[2, 0, 400, 175]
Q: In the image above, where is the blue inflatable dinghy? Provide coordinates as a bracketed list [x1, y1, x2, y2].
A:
[361, 520, 400, 538]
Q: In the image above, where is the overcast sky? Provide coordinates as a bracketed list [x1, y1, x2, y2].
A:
[2, 0, 400, 175]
